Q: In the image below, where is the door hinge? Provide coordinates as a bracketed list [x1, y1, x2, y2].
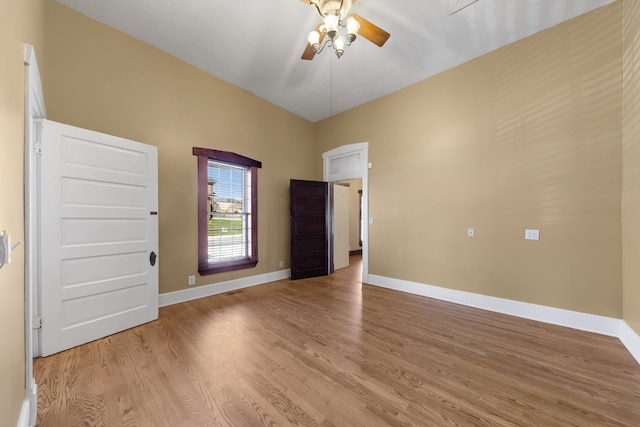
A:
[32, 140, 42, 154]
[32, 316, 42, 329]
[33, 120, 42, 154]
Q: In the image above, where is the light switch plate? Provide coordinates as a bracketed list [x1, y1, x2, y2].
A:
[0, 232, 9, 265]
[467, 228, 475, 237]
[525, 229, 540, 240]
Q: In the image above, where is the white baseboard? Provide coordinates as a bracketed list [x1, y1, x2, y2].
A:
[368, 274, 640, 365]
[620, 321, 640, 365]
[368, 274, 621, 336]
[159, 269, 290, 307]
[17, 399, 30, 427]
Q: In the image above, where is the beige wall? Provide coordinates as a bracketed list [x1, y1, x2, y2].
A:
[0, 0, 46, 424]
[623, 0, 640, 335]
[44, 1, 316, 294]
[316, 3, 623, 318]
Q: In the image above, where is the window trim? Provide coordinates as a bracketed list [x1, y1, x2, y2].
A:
[193, 147, 262, 275]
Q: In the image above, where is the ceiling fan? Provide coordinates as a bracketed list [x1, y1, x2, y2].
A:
[299, 0, 390, 60]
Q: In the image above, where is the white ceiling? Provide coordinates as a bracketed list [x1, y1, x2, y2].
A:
[57, 0, 613, 123]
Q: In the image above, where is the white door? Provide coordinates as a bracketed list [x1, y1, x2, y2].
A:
[333, 184, 350, 270]
[39, 119, 158, 356]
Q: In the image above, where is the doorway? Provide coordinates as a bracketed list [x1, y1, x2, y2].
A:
[322, 142, 369, 283]
[332, 179, 362, 271]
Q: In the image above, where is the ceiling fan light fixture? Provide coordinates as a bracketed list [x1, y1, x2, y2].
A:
[334, 37, 345, 58]
[324, 14, 339, 40]
[301, 0, 389, 61]
[307, 30, 321, 52]
[346, 15, 360, 43]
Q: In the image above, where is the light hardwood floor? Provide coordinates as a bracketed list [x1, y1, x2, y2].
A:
[35, 256, 640, 426]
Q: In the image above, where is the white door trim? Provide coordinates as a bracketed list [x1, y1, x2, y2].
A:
[322, 142, 369, 282]
[23, 43, 46, 427]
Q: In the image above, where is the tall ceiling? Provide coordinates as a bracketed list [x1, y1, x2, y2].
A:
[57, 0, 613, 123]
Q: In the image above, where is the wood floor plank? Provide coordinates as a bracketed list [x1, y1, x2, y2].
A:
[35, 256, 640, 426]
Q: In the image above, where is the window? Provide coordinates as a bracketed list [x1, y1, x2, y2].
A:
[193, 147, 261, 275]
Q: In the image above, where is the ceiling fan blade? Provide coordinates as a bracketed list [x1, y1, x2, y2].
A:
[351, 14, 390, 47]
[301, 24, 326, 60]
[301, 43, 317, 60]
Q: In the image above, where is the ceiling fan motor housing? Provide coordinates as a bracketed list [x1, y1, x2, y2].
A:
[315, 0, 353, 20]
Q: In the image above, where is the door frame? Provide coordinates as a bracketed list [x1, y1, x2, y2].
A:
[24, 43, 46, 426]
[322, 142, 369, 282]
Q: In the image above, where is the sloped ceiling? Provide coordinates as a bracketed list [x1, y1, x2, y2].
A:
[57, 0, 614, 122]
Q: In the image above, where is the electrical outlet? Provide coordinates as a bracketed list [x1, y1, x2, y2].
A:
[278, 260, 284, 269]
[188, 275, 196, 286]
[467, 228, 475, 238]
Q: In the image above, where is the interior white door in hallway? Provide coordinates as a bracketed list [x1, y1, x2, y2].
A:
[333, 183, 350, 270]
[39, 120, 159, 356]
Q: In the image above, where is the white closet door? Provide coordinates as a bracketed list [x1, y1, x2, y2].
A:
[39, 119, 158, 356]
[333, 184, 350, 270]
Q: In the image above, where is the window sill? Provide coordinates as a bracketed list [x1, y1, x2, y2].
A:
[198, 258, 258, 275]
